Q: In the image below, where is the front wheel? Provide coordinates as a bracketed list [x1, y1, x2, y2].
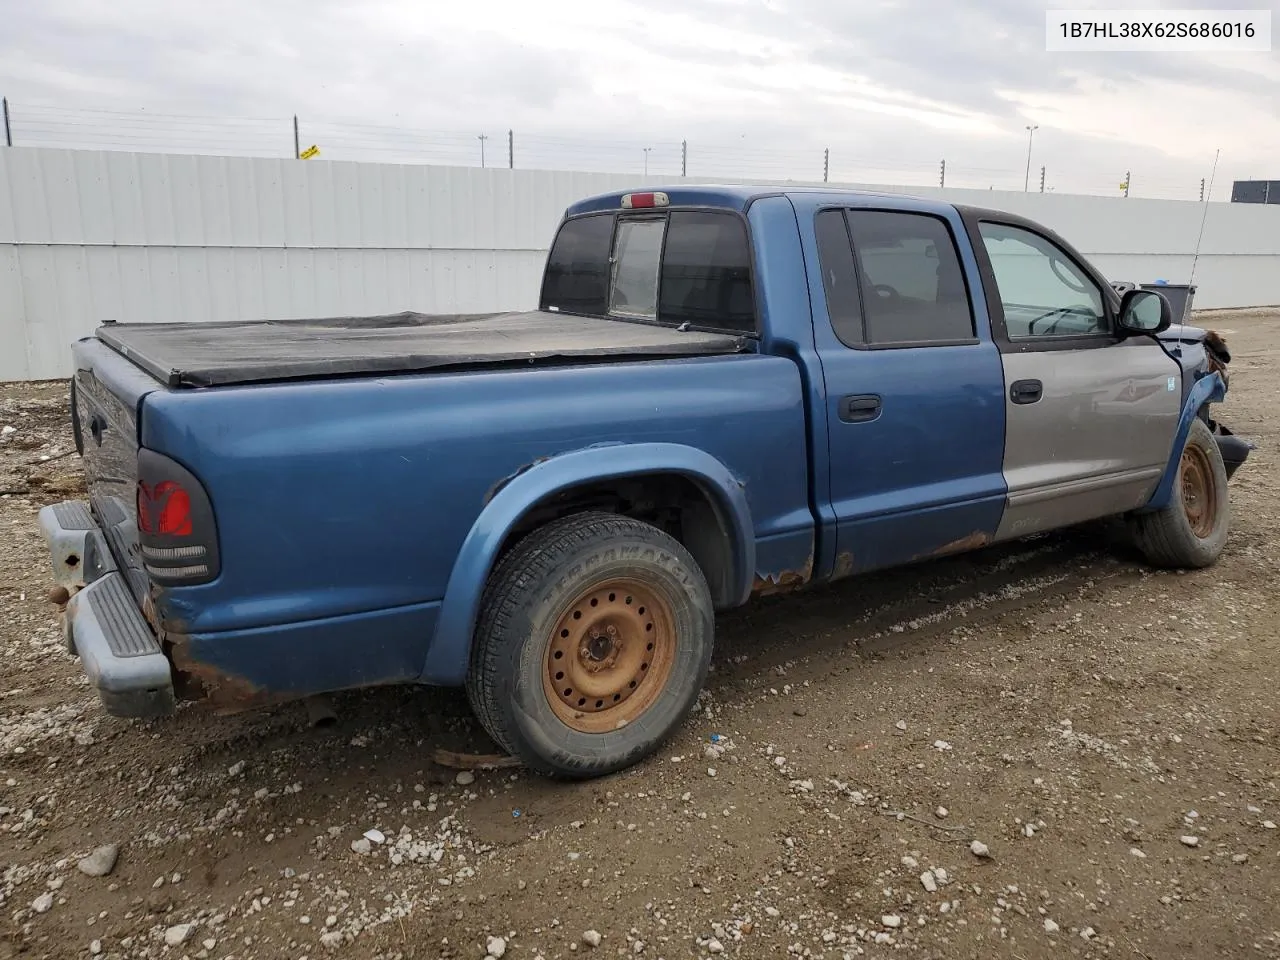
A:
[466, 512, 714, 779]
[1128, 417, 1230, 569]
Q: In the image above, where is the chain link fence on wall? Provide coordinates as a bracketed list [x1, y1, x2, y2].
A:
[1, 98, 1218, 202]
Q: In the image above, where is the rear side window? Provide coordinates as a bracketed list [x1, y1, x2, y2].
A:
[659, 212, 755, 332]
[847, 211, 974, 345]
[814, 209, 864, 345]
[540, 213, 613, 315]
[540, 209, 756, 333]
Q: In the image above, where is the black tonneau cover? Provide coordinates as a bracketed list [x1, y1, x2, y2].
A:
[95, 311, 750, 388]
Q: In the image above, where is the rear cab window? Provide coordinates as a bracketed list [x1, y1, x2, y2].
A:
[815, 208, 975, 348]
[540, 206, 757, 335]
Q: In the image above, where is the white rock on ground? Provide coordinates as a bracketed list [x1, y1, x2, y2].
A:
[582, 929, 602, 948]
[920, 871, 937, 893]
[1179, 835, 1200, 847]
[881, 915, 902, 928]
[31, 892, 53, 914]
[456, 771, 475, 786]
[969, 840, 991, 858]
[164, 924, 194, 947]
[935, 806, 948, 819]
[77, 844, 119, 877]
[486, 935, 508, 958]
[1044, 919, 1060, 934]
[706, 938, 724, 954]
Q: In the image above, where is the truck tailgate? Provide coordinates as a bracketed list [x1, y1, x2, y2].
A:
[96, 310, 750, 388]
[70, 345, 156, 606]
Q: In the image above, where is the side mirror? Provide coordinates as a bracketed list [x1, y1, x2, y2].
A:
[1117, 288, 1171, 336]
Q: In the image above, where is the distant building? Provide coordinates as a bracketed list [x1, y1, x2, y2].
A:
[1231, 180, 1280, 204]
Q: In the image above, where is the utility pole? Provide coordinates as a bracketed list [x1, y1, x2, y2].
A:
[1123, 170, 1130, 197]
[939, 159, 945, 188]
[643, 147, 651, 176]
[2, 98, 11, 147]
[507, 130, 514, 169]
[823, 147, 829, 183]
[1039, 165, 1045, 193]
[478, 134, 488, 168]
[681, 140, 687, 177]
[293, 115, 300, 159]
[1023, 124, 1038, 191]
[1200, 178, 1205, 202]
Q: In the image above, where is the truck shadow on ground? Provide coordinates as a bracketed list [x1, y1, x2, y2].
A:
[119, 521, 1149, 832]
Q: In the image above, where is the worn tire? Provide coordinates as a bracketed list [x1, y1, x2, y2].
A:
[1129, 418, 1229, 569]
[466, 512, 714, 779]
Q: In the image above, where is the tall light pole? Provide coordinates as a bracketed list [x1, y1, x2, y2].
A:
[478, 134, 488, 168]
[1023, 125, 1038, 192]
[643, 147, 652, 176]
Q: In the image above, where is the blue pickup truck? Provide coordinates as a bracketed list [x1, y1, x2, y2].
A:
[41, 185, 1249, 779]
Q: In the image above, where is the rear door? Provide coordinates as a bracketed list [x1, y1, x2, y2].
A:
[805, 202, 1009, 575]
[962, 214, 1182, 540]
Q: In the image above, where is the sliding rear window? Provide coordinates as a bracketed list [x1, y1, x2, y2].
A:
[540, 210, 756, 334]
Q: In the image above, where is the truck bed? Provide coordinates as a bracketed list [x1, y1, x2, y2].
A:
[95, 310, 750, 388]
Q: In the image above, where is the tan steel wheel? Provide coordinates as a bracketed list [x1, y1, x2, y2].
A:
[1180, 443, 1217, 538]
[542, 578, 677, 734]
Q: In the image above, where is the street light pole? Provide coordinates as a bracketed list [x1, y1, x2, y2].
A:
[478, 134, 488, 168]
[643, 147, 651, 176]
[1023, 125, 1038, 192]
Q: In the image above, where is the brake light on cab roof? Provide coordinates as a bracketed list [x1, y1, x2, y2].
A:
[621, 192, 669, 209]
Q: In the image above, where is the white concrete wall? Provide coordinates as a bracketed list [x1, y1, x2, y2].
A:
[2, 146, 1278, 381]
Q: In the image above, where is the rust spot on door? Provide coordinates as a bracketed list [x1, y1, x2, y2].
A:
[751, 550, 815, 597]
[915, 531, 990, 561]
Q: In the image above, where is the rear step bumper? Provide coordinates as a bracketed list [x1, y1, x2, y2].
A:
[39, 501, 176, 719]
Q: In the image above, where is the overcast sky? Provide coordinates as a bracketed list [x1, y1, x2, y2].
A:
[1, 0, 1277, 199]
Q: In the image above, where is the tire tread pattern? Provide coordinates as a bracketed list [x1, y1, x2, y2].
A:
[1131, 418, 1230, 569]
[465, 511, 712, 778]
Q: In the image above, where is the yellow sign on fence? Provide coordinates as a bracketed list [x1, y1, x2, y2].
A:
[300, 145, 320, 160]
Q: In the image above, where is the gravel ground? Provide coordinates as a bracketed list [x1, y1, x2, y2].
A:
[0, 309, 1277, 960]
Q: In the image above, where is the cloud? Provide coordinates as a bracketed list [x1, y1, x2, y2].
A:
[0, 0, 1276, 199]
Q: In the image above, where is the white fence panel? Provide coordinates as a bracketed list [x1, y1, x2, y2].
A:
[2, 145, 1279, 381]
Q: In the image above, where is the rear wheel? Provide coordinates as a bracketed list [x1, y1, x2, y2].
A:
[466, 512, 714, 779]
[1129, 418, 1229, 569]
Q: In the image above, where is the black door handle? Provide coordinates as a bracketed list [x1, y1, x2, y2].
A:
[839, 394, 882, 423]
[1010, 379, 1043, 404]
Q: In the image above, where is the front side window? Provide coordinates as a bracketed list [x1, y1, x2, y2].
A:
[977, 222, 1107, 338]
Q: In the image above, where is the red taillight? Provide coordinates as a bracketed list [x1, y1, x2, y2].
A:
[137, 481, 193, 536]
[621, 192, 669, 209]
[136, 448, 219, 585]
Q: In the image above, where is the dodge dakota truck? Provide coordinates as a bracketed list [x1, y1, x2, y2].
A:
[40, 185, 1250, 779]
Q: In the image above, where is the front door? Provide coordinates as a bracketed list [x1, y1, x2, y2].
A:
[807, 202, 1010, 575]
[965, 216, 1183, 540]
